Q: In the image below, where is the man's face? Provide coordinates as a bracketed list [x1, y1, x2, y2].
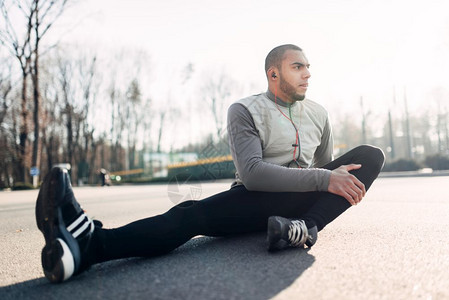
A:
[278, 50, 311, 102]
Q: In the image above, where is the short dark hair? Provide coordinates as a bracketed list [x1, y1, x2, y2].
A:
[265, 44, 303, 74]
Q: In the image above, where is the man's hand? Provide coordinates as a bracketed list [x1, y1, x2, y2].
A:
[328, 164, 366, 206]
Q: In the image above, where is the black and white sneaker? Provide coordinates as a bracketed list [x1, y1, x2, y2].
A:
[267, 216, 318, 251]
[35, 167, 97, 283]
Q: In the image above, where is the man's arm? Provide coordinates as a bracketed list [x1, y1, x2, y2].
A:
[227, 103, 331, 192]
[310, 113, 366, 205]
[312, 117, 333, 168]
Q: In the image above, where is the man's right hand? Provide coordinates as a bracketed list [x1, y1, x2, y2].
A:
[328, 164, 366, 206]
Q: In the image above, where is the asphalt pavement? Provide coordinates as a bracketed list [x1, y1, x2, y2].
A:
[0, 176, 448, 299]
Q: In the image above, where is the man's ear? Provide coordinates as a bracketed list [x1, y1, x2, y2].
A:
[268, 67, 278, 80]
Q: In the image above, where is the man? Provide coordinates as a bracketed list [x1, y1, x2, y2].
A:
[36, 44, 385, 283]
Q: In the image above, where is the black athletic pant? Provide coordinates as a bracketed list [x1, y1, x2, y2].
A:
[94, 145, 385, 263]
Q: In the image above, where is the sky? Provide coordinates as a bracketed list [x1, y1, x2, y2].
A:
[37, 0, 449, 147]
[49, 0, 449, 101]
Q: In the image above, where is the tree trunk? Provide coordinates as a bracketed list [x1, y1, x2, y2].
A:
[31, 46, 40, 176]
[18, 72, 29, 183]
[31, 0, 42, 182]
[157, 111, 166, 153]
[66, 104, 73, 168]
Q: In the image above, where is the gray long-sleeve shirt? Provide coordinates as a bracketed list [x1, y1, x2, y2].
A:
[227, 91, 333, 192]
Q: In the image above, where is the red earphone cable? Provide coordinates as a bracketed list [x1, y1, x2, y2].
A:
[274, 83, 300, 167]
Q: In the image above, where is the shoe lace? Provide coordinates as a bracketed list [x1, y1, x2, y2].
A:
[288, 220, 308, 247]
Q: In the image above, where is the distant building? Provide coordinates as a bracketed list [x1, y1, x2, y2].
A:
[144, 152, 198, 178]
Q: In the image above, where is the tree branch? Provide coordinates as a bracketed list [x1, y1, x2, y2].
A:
[1, 3, 20, 48]
[38, 0, 68, 39]
[12, 0, 32, 18]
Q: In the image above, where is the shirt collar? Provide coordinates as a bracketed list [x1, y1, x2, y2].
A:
[265, 90, 295, 108]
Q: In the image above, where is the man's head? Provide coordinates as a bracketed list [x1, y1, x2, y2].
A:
[265, 44, 303, 74]
[265, 44, 311, 103]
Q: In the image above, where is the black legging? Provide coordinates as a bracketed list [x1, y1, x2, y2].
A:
[95, 145, 385, 262]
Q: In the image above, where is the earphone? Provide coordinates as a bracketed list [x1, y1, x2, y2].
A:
[272, 73, 277, 78]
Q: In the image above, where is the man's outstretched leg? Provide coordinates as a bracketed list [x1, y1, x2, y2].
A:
[36, 167, 208, 283]
[36, 167, 317, 283]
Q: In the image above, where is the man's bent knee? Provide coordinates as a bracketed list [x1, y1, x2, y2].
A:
[355, 145, 385, 171]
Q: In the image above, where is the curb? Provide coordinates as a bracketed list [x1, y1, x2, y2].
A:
[379, 170, 449, 178]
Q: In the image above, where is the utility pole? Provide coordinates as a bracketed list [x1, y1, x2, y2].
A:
[360, 96, 367, 144]
[387, 87, 397, 160]
[403, 88, 413, 159]
[437, 108, 442, 155]
[388, 109, 395, 160]
[445, 110, 449, 155]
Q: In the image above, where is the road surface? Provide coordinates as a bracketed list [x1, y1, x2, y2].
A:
[0, 176, 448, 299]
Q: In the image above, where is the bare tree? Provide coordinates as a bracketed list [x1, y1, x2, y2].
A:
[0, 59, 13, 188]
[125, 78, 141, 169]
[103, 49, 154, 172]
[31, 0, 68, 180]
[140, 97, 153, 156]
[40, 74, 62, 175]
[1, 1, 33, 182]
[1, 0, 69, 183]
[0, 58, 12, 124]
[201, 71, 235, 140]
[108, 83, 126, 172]
[333, 112, 362, 156]
[156, 109, 167, 153]
[77, 55, 98, 183]
[113, 88, 126, 171]
[153, 91, 183, 154]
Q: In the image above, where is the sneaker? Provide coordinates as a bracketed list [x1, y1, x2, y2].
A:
[267, 216, 318, 251]
[35, 167, 97, 283]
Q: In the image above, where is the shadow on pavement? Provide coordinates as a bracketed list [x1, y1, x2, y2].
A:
[0, 233, 315, 300]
